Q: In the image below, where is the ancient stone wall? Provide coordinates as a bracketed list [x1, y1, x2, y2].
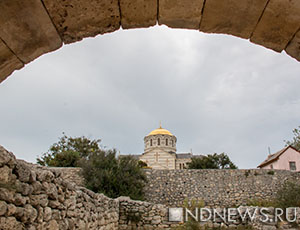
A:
[118, 196, 173, 229]
[118, 197, 300, 230]
[0, 146, 119, 230]
[2, 146, 300, 229]
[47, 166, 300, 209]
[143, 169, 300, 207]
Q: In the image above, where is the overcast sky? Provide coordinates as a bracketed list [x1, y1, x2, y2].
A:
[0, 26, 300, 169]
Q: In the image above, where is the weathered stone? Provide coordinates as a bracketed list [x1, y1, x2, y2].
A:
[29, 171, 37, 183]
[159, 0, 204, 29]
[0, 188, 14, 203]
[120, 0, 157, 29]
[42, 0, 120, 44]
[0, 39, 23, 83]
[0, 201, 7, 216]
[0, 146, 16, 168]
[285, 30, 300, 62]
[44, 207, 52, 222]
[37, 170, 54, 183]
[0, 0, 62, 64]
[14, 162, 31, 183]
[15, 207, 25, 220]
[45, 219, 58, 230]
[22, 204, 37, 224]
[200, 0, 269, 38]
[42, 182, 58, 200]
[0, 165, 12, 183]
[15, 182, 33, 196]
[13, 193, 27, 206]
[251, 0, 300, 52]
[31, 181, 43, 195]
[30, 194, 49, 207]
[6, 204, 17, 216]
[0, 216, 24, 230]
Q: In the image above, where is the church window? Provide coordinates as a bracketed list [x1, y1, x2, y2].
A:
[158, 138, 160, 146]
[166, 139, 168, 146]
[150, 139, 152, 146]
[171, 140, 174, 146]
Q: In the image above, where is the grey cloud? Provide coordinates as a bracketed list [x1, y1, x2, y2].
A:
[0, 26, 299, 168]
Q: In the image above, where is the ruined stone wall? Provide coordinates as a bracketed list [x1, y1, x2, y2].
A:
[1, 146, 300, 230]
[0, 146, 119, 230]
[118, 198, 300, 230]
[144, 169, 300, 207]
[48, 166, 300, 209]
[118, 197, 174, 229]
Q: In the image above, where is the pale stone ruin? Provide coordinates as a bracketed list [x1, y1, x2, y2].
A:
[1, 145, 300, 229]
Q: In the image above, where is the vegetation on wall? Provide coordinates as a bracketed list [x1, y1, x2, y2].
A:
[187, 153, 237, 169]
[276, 181, 300, 208]
[247, 181, 300, 208]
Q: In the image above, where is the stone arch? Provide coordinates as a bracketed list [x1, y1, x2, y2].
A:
[0, 0, 299, 83]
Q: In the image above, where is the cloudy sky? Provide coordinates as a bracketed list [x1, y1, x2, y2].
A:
[0, 26, 300, 169]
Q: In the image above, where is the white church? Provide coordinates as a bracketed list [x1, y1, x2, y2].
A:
[138, 125, 200, 169]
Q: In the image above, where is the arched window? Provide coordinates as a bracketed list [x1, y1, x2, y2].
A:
[171, 140, 174, 146]
[166, 139, 168, 146]
[158, 138, 160, 146]
[150, 139, 152, 146]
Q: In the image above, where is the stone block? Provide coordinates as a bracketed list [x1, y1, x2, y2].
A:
[0, 201, 7, 216]
[0, 0, 62, 64]
[285, 30, 300, 62]
[42, 0, 120, 44]
[200, 0, 269, 39]
[0, 39, 23, 83]
[159, 0, 204, 29]
[120, 0, 157, 29]
[251, 0, 300, 52]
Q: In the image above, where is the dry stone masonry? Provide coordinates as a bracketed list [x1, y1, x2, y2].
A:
[0, 146, 119, 230]
[1, 145, 300, 229]
[0, 0, 299, 83]
[143, 169, 300, 208]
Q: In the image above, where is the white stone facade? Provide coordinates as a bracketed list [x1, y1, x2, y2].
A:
[139, 126, 193, 169]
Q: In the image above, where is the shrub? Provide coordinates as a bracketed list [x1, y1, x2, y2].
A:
[80, 150, 147, 200]
[37, 133, 101, 167]
[187, 153, 237, 169]
[275, 181, 300, 209]
[247, 198, 276, 207]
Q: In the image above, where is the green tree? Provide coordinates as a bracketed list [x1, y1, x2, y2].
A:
[284, 126, 300, 151]
[187, 153, 237, 169]
[80, 151, 147, 200]
[37, 133, 101, 167]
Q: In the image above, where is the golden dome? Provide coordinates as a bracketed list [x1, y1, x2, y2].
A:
[147, 125, 173, 136]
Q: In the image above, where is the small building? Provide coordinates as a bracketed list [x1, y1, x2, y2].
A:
[139, 125, 202, 169]
[257, 146, 300, 171]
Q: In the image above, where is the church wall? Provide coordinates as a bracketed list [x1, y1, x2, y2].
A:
[175, 159, 191, 169]
[140, 150, 176, 169]
[144, 134, 176, 153]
